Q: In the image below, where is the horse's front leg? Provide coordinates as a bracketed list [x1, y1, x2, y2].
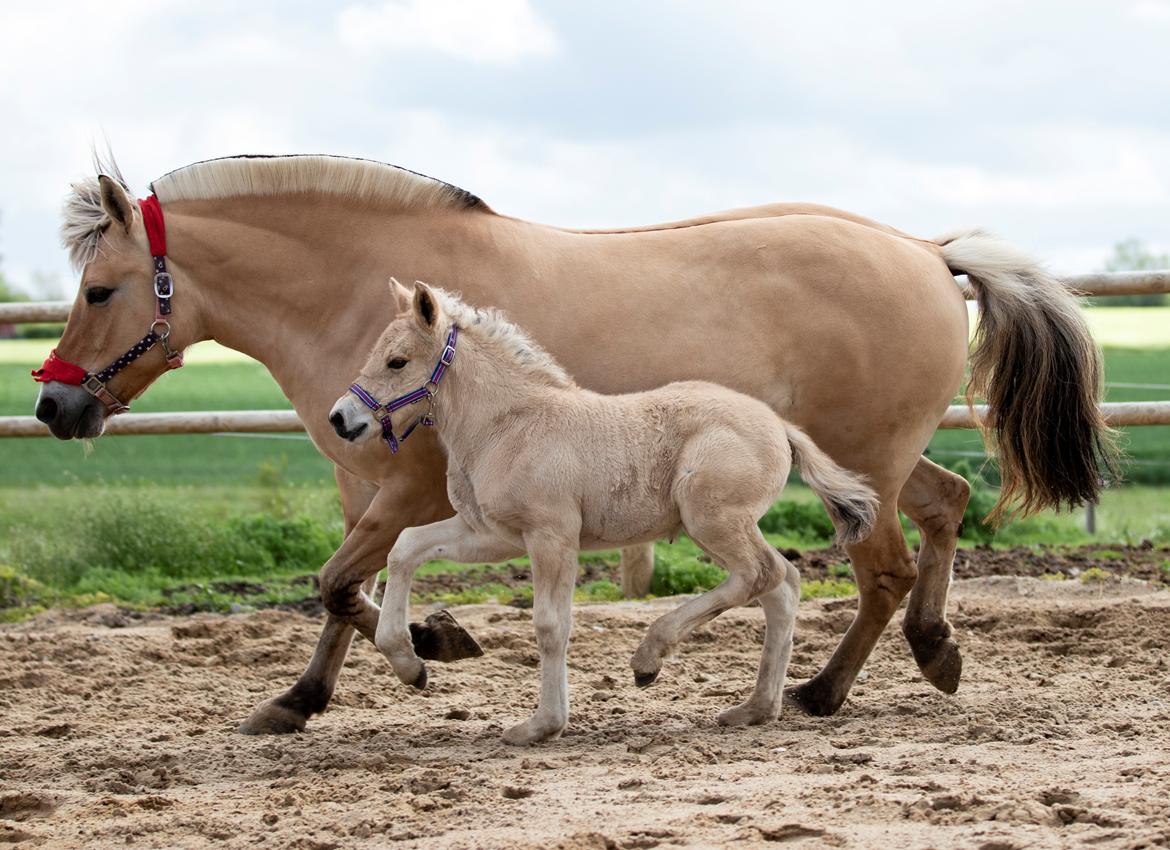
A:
[316, 475, 450, 644]
[503, 531, 579, 746]
[376, 515, 522, 688]
[239, 467, 381, 734]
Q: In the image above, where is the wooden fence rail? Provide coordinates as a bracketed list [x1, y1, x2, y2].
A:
[2, 401, 1168, 438]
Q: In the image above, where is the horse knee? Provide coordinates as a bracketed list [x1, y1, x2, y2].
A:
[533, 609, 570, 651]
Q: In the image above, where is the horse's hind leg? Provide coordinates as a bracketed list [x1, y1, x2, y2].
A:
[620, 543, 655, 597]
[717, 556, 800, 726]
[898, 456, 969, 694]
[785, 505, 915, 717]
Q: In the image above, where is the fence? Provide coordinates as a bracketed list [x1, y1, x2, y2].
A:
[2, 270, 1170, 440]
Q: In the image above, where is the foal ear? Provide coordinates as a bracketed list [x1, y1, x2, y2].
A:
[98, 175, 135, 234]
[412, 281, 440, 329]
[388, 277, 413, 313]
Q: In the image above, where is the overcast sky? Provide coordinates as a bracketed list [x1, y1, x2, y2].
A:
[2, 0, 1169, 296]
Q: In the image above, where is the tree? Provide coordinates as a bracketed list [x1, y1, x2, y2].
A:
[1098, 238, 1168, 307]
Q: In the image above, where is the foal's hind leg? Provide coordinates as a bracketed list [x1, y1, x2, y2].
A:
[717, 558, 801, 726]
[631, 519, 784, 692]
[898, 457, 969, 694]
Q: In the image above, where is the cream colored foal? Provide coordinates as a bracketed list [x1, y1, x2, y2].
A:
[330, 281, 879, 745]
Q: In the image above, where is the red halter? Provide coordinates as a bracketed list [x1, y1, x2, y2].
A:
[31, 195, 183, 413]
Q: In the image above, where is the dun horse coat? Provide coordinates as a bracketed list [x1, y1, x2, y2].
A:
[329, 281, 880, 743]
[34, 154, 1115, 733]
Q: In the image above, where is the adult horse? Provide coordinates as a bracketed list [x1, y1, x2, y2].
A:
[33, 153, 1113, 733]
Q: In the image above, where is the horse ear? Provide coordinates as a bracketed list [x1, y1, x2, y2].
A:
[412, 281, 439, 329]
[98, 175, 135, 233]
[388, 277, 413, 313]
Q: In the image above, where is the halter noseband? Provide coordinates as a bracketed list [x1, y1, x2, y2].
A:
[31, 194, 183, 413]
[348, 324, 458, 454]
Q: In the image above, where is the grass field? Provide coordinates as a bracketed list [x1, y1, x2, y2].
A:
[1, 306, 1167, 616]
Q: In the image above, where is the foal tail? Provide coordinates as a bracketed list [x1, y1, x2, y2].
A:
[787, 427, 880, 546]
[935, 229, 1120, 523]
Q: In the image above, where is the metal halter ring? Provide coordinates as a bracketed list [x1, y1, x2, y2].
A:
[151, 320, 172, 340]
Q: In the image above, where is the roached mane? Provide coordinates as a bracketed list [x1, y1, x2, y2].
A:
[61, 151, 483, 272]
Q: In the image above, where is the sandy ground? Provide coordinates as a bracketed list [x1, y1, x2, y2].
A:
[2, 578, 1170, 850]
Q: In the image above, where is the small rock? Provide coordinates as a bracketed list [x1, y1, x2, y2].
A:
[502, 786, 534, 799]
[445, 708, 471, 720]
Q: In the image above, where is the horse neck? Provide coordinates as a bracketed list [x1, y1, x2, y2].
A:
[164, 195, 502, 414]
[433, 330, 554, 464]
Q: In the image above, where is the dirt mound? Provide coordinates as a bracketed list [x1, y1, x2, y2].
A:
[2, 580, 1170, 848]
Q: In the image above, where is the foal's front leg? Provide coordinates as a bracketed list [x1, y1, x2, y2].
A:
[504, 532, 579, 746]
[377, 515, 523, 688]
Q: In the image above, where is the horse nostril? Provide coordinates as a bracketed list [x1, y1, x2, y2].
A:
[329, 411, 347, 437]
[35, 397, 58, 424]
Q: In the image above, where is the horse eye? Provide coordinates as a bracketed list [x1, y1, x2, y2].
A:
[85, 287, 114, 305]
[387, 358, 408, 370]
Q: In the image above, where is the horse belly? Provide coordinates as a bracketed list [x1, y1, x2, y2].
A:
[578, 489, 681, 552]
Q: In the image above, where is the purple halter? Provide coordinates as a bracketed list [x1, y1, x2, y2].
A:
[348, 324, 458, 453]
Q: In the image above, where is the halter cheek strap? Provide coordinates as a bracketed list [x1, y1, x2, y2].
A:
[348, 325, 458, 454]
[30, 194, 183, 413]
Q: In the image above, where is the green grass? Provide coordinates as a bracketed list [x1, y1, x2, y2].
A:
[2, 307, 1169, 616]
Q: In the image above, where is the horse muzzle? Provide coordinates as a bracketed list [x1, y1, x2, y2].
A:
[34, 382, 106, 440]
[328, 397, 373, 443]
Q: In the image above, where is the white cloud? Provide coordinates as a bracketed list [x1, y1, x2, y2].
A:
[336, 0, 558, 63]
[1130, 1, 1170, 22]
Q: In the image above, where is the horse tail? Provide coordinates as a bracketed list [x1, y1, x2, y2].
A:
[787, 426, 880, 546]
[935, 229, 1120, 523]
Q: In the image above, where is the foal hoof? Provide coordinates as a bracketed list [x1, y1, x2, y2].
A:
[410, 610, 484, 662]
[410, 664, 428, 690]
[633, 670, 659, 688]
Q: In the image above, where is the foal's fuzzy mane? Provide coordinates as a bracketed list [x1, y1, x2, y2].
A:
[62, 150, 482, 271]
[436, 289, 573, 389]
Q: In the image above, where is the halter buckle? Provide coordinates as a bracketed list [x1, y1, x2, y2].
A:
[440, 344, 456, 367]
[153, 272, 174, 299]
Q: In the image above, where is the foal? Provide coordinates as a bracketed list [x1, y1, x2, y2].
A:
[330, 281, 879, 745]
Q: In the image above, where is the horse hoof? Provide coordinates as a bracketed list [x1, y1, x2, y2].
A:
[237, 699, 308, 735]
[410, 664, 428, 690]
[633, 670, 659, 688]
[919, 638, 963, 695]
[411, 610, 484, 662]
[717, 703, 777, 727]
[783, 679, 843, 717]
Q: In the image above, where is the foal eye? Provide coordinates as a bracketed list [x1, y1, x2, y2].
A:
[387, 358, 408, 370]
[85, 287, 114, 305]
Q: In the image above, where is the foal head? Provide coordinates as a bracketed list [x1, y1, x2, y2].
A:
[329, 280, 448, 444]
